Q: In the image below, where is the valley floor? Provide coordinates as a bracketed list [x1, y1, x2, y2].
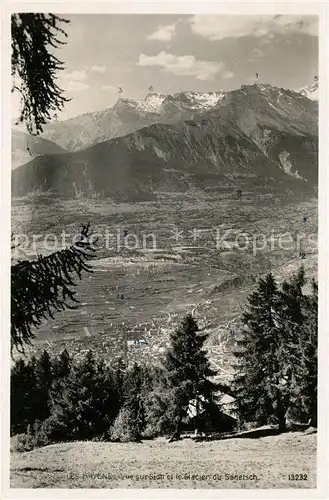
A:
[10, 431, 316, 489]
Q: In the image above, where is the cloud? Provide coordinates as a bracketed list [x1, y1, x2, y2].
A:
[64, 81, 90, 92]
[137, 50, 225, 81]
[147, 23, 177, 41]
[62, 69, 88, 81]
[90, 65, 107, 74]
[222, 71, 235, 80]
[101, 84, 117, 91]
[189, 15, 318, 40]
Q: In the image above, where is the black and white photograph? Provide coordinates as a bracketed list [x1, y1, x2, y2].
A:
[3, 3, 326, 494]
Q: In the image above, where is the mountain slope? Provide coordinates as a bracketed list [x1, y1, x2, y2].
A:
[12, 130, 66, 170]
[207, 84, 318, 183]
[11, 111, 316, 201]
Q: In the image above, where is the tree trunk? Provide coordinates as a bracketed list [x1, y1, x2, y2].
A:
[195, 398, 200, 436]
[169, 415, 182, 442]
[278, 413, 286, 432]
[276, 393, 288, 433]
[309, 403, 317, 428]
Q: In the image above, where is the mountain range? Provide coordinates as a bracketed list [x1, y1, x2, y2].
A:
[11, 83, 318, 201]
[38, 90, 227, 152]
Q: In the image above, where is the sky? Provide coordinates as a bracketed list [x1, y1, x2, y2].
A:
[12, 14, 318, 121]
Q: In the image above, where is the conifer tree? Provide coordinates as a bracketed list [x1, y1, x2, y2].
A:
[161, 314, 218, 441]
[298, 280, 317, 426]
[279, 271, 318, 426]
[52, 348, 72, 380]
[233, 273, 289, 430]
[11, 15, 99, 356]
[34, 350, 53, 422]
[49, 351, 119, 441]
[113, 357, 126, 408]
[10, 357, 36, 434]
[233, 269, 318, 431]
[11, 222, 97, 354]
[123, 363, 146, 439]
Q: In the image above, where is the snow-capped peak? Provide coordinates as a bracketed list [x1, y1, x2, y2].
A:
[185, 91, 226, 109]
[296, 81, 319, 101]
[137, 93, 166, 112]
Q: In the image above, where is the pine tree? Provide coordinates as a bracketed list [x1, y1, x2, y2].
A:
[141, 365, 168, 438]
[233, 269, 318, 431]
[12, 13, 70, 134]
[280, 271, 318, 426]
[123, 363, 145, 440]
[233, 273, 289, 430]
[52, 348, 72, 380]
[298, 280, 317, 426]
[10, 357, 36, 434]
[49, 351, 119, 441]
[161, 314, 218, 441]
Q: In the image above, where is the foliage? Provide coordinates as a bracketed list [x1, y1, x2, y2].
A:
[157, 314, 218, 439]
[11, 223, 97, 354]
[109, 406, 140, 443]
[121, 363, 146, 440]
[49, 350, 120, 442]
[10, 432, 36, 453]
[232, 268, 317, 430]
[11, 356, 37, 434]
[11, 13, 70, 134]
[280, 272, 318, 425]
[10, 266, 317, 447]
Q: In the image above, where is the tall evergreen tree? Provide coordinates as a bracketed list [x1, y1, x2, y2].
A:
[161, 314, 218, 441]
[233, 269, 318, 431]
[298, 280, 317, 426]
[49, 351, 119, 441]
[10, 357, 36, 434]
[233, 273, 289, 430]
[279, 271, 318, 426]
[110, 362, 146, 443]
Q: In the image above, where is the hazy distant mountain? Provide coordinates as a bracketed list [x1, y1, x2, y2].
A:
[12, 84, 318, 201]
[296, 81, 319, 101]
[12, 129, 66, 170]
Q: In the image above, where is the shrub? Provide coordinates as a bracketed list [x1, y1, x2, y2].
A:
[10, 433, 36, 452]
[109, 406, 140, 443]
[40, 415, 68, 443]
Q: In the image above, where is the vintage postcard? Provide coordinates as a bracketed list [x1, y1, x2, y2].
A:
[1, 1, 327, 498]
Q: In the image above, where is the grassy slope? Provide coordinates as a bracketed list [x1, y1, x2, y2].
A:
[10, 432, 316, 489]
